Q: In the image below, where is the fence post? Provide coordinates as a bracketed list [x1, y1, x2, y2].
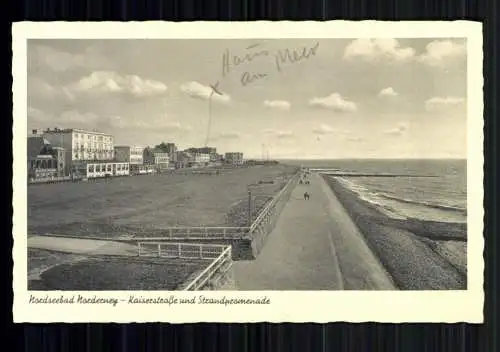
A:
[138, 242, 142, 256]
[169, 228, 173, 238]
[205, 228, 208, 238]
[187, 228, 191, 237]
[157, 243, 161, 257]
[199, 245, 203, 258]
[223, 228, 227, 238]
[178, 243, 182, 258]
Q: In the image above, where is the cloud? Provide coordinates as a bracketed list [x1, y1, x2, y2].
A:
[212, 131, 242, 140]
[263, 100, 291, 110]
[66, 71, 168, 98]
[27, 107, 100, 129]
[343, 38, 416, 63]
[418, 40, 466, 66]
[425, 96, 465, 111]
[180, 81, 231, 104]
[60, 110, 100, 124]
[263, 129, 295, 139]
[28, 106, 53, 124]
[346, 136, 364, 142]
[384, 122, 410, 136]
[312, 124, 336, 135]
[109, 115, 191, 131]
[308, 93, 357, 112]
[33, 45, 111, 72]
[378, 87, 399, 97]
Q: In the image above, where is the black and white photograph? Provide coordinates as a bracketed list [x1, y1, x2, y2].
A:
[13, 21, 484, 323]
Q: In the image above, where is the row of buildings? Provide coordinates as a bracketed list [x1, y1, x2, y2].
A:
[28, 128, 245, 180]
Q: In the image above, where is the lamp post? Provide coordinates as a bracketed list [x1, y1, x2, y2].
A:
[248, 189, 252, 226]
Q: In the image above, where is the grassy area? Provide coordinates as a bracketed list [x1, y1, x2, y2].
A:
[29, 251, 207, 290]
[28, 164, 298, 237]
[28, 248, 85, 279]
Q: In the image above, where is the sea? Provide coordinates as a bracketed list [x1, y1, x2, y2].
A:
[281, 159, 467, 224]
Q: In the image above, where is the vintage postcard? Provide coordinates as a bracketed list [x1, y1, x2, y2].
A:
[12, 21, 484, 323]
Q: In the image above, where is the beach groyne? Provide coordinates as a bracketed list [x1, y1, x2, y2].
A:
[322, 175, 467, 290]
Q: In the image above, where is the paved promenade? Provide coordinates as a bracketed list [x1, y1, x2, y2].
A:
[28, 235, 138, 256]
[233, 173, 396, 290]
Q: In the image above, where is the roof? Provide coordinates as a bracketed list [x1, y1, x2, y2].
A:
[43, 128, 112, 136]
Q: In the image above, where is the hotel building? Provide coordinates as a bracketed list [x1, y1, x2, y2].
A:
[42, 128, 114, 175]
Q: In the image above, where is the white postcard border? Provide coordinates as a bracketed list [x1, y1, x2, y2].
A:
[12, 20, 484, 323]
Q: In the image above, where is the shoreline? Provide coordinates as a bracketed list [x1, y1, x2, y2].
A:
[323, 175, 467, 290]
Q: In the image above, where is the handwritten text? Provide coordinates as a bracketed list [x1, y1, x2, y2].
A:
[220, 42, 320, 87]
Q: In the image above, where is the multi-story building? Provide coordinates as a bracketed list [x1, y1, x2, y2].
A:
[165, 143, 178, 162]
[27, 133, 66, 179]
[42, 127, 114, 175]
[224, 152, 244, 166]
[114, 145, 144, 165]
[143, 147, 170, 170]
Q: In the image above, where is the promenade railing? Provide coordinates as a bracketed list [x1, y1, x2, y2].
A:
[137, 241, 229, 260]
[182, 245, 233, 291]
[247, 172, 300, 239]
[134, 227, 250, 241]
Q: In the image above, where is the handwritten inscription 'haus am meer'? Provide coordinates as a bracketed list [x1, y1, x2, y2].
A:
[221, 42, 320, 86]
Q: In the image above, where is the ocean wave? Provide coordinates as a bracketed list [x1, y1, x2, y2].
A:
[379, 194, 467, 214]
[335, 177, 407, 220]
[333, 177, 466, 223]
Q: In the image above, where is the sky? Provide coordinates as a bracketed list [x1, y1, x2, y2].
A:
[27, 38, 467, 159]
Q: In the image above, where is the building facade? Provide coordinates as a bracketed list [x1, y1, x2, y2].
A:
[192, 153, 210, 165]
[165, 143, 178, 162]
[143, 148, 170, 170]
[114, 146, 144, 165]
[71, 161, 130, 179]
[225, 152, 244, 166]
[27, 134, 66, 179]
[42, 128, 114, 175]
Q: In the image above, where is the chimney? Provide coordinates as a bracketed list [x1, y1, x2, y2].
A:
[32, 129, 37, 135]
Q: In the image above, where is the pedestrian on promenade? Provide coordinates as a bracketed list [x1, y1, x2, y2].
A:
[303, 192, 310, 200]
